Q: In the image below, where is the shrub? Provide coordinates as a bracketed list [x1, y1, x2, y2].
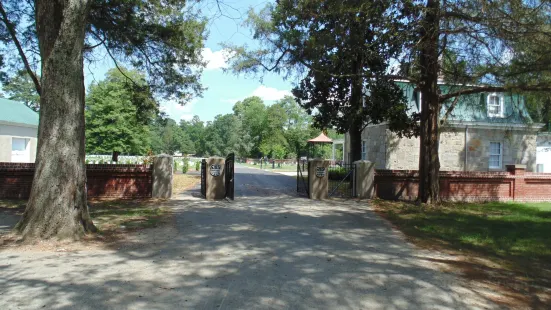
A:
[195, 161, 200, 171]
[182, 158, 190, 174]
[328, 167, 352, 181]
[174, 160, 179, 172]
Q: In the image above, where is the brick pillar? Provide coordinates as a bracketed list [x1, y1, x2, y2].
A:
[152, 155, 173, 198]
[354, 160, 375, 199]
[507, 164, 526, 201]
[308, 159, 330, 200]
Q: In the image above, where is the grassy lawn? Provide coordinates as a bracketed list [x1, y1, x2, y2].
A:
[89, 199, 171, 234]
[0, 174, 200, 244]
[373, 200, 551, 307]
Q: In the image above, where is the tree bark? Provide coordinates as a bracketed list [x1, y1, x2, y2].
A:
[348, 122, 362, 163]
[16, 0, 96, 239]
[347, 48, 365, 164]
[418, 0, 441, 204]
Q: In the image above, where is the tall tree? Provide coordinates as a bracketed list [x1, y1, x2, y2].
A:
[85, 68, 156, 155]
[277, 95, 313, 155]
[259, 103, 288, 158]
[180, 115, 207, 156]
[232, 96, 267, 157]
[411, 0, 551, 203]
[151, 117, 194, 155]
[0, 0, 206, 239]
[224, 0, 418, 163]
[2, 70, 40, 111]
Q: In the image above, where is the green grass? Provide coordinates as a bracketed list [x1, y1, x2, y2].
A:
[374, 200, 551, 306]
[90, 200, 170, 232]
[375, 201, 551, 262]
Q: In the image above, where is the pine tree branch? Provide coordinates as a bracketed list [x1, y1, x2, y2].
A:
[440, 95, 460, 125]
[0, 1, 41, 95]
[440, 84, 551, 101]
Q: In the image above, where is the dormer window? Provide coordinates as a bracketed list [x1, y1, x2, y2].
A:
[487, 93, 504, 118]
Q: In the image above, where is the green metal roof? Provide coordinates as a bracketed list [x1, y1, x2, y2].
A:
[395, 81, 533, 124]
[0, 98, 39, 127]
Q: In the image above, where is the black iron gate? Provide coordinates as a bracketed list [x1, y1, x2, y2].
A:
[225, 152, 235, 200]
[327, 163, 355, 198]
[200, 159, 206, 197]
[297, 145, 309, 197]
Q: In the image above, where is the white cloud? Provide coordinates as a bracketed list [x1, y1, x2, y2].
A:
[160, 99, 197, 122]
[251, 85, 292, 101]
[201, 48, 233, 70]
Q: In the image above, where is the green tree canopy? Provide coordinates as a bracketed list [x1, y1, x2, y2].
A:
[224, 0, 418, 163]
[1, 70, 40, 111]
[85, 68, 156, 155]
[151, 117, 195, 155]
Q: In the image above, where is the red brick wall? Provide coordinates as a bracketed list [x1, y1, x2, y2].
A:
[375, 165, 551, 202]
[0, 163, 153, 199]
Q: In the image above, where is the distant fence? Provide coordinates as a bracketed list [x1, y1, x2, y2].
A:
[0, 163, 153, 199]
[85, 155, 205, 165]
[375, 165, 551, 202]
[241, 158, 345, 166]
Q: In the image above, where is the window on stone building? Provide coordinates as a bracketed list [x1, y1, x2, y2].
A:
[489, 142, 502, 169]
[487, 93, 504, 118]
[361, 140, 367, 160]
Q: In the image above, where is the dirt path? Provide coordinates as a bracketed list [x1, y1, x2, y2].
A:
[0, 170, 504, 309]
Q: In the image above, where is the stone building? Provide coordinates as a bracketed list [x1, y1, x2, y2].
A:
[0, 98, 38, 163]
[344, 81, 544, 172]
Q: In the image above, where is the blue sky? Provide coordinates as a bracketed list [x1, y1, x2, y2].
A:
[84, 0, 293, 123]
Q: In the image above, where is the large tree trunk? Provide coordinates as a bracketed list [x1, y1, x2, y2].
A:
[16, 0, 96, 239]
[348, 49, 364, 164]
[348, 122, 363, 163]
[418, 0, 441, 204]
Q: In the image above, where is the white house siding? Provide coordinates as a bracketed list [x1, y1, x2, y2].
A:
[0, 124, 38, 163]
[537, 133, 551, 172]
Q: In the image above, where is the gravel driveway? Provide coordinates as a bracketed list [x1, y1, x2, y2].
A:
[0, 167, 501, 309]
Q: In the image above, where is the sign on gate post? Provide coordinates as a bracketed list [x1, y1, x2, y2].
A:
[210, 164, 221, 177]
[315, 166, 326, 178]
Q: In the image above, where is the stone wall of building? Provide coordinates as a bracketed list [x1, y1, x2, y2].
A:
[350, 123, 538, 172]
[439, 128, 466, 171]
[386, 131, 419, 170]
[465, 128, 537, 171]
[361, 124, 388, 169]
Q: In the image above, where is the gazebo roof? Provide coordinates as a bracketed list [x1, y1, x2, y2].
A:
[308, 132, 333, 144]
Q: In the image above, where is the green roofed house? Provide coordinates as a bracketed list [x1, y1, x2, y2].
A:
[344, 81, 546, 172]
[0, 98, 39, 163]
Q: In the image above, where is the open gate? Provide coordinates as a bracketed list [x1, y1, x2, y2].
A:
[296, 145, 309, 197]
[225, 152, 235, 200]
[200, 159, 206, 197]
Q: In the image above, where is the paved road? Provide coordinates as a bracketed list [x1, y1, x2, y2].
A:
[234, 165, 298, 197]
[0, 167, 501, 309]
